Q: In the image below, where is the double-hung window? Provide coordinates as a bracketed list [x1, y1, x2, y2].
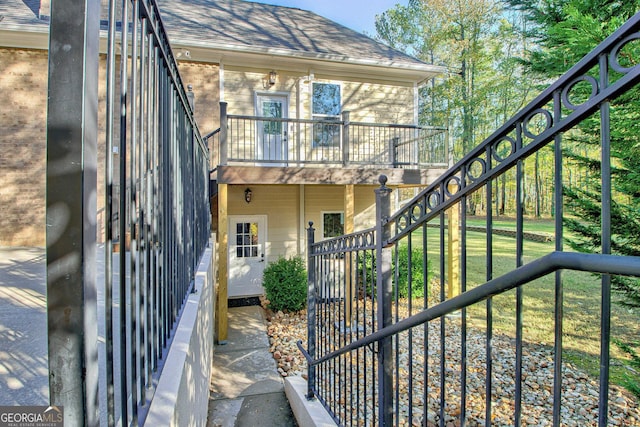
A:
[312, 82, 341, 147]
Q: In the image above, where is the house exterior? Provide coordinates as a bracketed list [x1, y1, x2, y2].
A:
[0, 1, 447, 302]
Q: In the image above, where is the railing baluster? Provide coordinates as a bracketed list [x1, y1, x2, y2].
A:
[552, 88, 564, 427]
[105, 0, 118, 423]
[598, 51, 612, 427]
[439, 205, 446, 427]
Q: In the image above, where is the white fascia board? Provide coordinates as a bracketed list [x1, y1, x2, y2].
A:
[0, 26, 49, 50]
[169, 38, 447, 83]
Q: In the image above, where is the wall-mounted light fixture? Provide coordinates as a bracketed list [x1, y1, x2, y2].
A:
[268, 70, 277, 86]
[244, 188, 252, 203]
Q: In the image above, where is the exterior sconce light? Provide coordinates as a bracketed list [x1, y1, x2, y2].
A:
[268, 70, 277, 86]
[244, 188, 252, 203]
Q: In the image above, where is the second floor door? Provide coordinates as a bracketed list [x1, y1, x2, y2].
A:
[256, 94, 288, 166]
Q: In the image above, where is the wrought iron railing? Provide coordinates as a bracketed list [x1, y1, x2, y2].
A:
[214, 103, 448, 168]
[104, 0, 211, 424]
[46, 0, 210, 425]
[299, 12, 640, 427]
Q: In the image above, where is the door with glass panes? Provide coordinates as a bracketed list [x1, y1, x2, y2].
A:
[256, 94, 288, 165]
[228, 215, 267, 297]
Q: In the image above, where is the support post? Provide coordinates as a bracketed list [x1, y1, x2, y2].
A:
[219, 102, 228, 165]
[375, 175, 393, 426]
[216, 184, 228, 343]
[344, 185, 355, 327]
[306, 222, 316, 398]
[46, 0, 100, 424]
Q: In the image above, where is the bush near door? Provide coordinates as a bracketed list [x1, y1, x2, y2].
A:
[263, 256, 307, 312]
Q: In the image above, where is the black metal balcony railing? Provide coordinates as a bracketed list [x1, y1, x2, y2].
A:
[299, 12, 640, 427]
[208, 103, 448, 169]
[46, 0, 210, 425]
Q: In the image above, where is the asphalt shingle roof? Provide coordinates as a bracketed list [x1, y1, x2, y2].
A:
[2, 0, 439, 75]
[157, 0, 432, 70]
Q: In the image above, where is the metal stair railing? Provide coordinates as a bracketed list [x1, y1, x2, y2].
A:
[299, 11, 640, 427]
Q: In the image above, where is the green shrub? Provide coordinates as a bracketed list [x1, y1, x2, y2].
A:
[395, 245, 430, 299]
[263, 256, 307, 312]
[356, 246, 431, 299]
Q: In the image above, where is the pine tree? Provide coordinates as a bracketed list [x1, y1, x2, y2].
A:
[506, 0, 640, 395]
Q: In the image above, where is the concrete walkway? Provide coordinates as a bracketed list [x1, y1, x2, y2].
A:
[0, 248, 298, 425]
[207, 305, 297, 427]
[0, 247, 48, 406]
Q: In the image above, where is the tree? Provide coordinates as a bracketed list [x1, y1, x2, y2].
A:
[506, 0, 640, 395]
[505, 0, 640, 303]
[375, 0, 541, 215]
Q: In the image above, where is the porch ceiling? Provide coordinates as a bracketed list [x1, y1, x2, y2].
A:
[216, 165, 447, 186]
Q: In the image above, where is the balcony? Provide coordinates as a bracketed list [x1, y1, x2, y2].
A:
[207, 103, 449, 185]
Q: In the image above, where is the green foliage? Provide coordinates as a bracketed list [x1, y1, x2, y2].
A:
[614, 339, 640, 399]
[357, 246, 432, 299]
[508, 0, 640, 396]
[262, 256, 307, 312]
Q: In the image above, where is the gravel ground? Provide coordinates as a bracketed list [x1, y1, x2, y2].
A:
[265, 302, 640, 426]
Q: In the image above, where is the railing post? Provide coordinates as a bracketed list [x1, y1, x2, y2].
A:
[342, 110, 350, 166]
[220, 101, 228, 165]
[306, 222, 317, 399]
[375, 175, 393, 426]
[46, 0, 100, 424]
[187, 84, 195, 111]
[390, 136, 399, 167]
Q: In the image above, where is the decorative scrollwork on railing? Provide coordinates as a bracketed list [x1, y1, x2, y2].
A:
[386, 14, 640, 244]
[609, 32, 640, 73]
[311, 228, 376, 256]
[561, 75, 599, 110]
[522, 109, 553, 140]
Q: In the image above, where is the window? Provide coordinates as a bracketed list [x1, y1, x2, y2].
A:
[312, 82, 341, 147]
[322, 212, 344, 238]
[261, 100, 283, 135]
[235, 222, 259, 258]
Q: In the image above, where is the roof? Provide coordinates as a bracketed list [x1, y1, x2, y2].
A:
[156, 0, 441, 79]
[0, 0, 47, 27]
[1, 0, 444, 82]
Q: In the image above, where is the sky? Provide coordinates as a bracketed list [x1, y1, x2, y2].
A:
[253, 0, 410, 35]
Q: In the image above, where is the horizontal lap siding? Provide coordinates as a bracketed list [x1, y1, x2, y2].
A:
[227, 184, 299, 262]
[354, 185, 377, 230]
[305, 185, 377, 239]
[342, 81, 414, 124]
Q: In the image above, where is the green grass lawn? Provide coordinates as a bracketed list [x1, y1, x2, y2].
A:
[409, 217, 639, 391]
[465, 215, 558, 235]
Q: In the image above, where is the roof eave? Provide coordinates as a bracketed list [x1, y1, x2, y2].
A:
[170, 39, 447, 83]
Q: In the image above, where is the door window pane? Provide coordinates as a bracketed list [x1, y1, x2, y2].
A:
[235, 222, 260, 258]
[262, 101, 282, 135]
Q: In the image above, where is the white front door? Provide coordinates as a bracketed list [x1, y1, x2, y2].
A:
[228, 215, 267, 297]
[256, 94, 288, 165]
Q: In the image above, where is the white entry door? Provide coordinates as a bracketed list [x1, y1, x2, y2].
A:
[228, 215, 267, 297]
[256, 94, 288, 165]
